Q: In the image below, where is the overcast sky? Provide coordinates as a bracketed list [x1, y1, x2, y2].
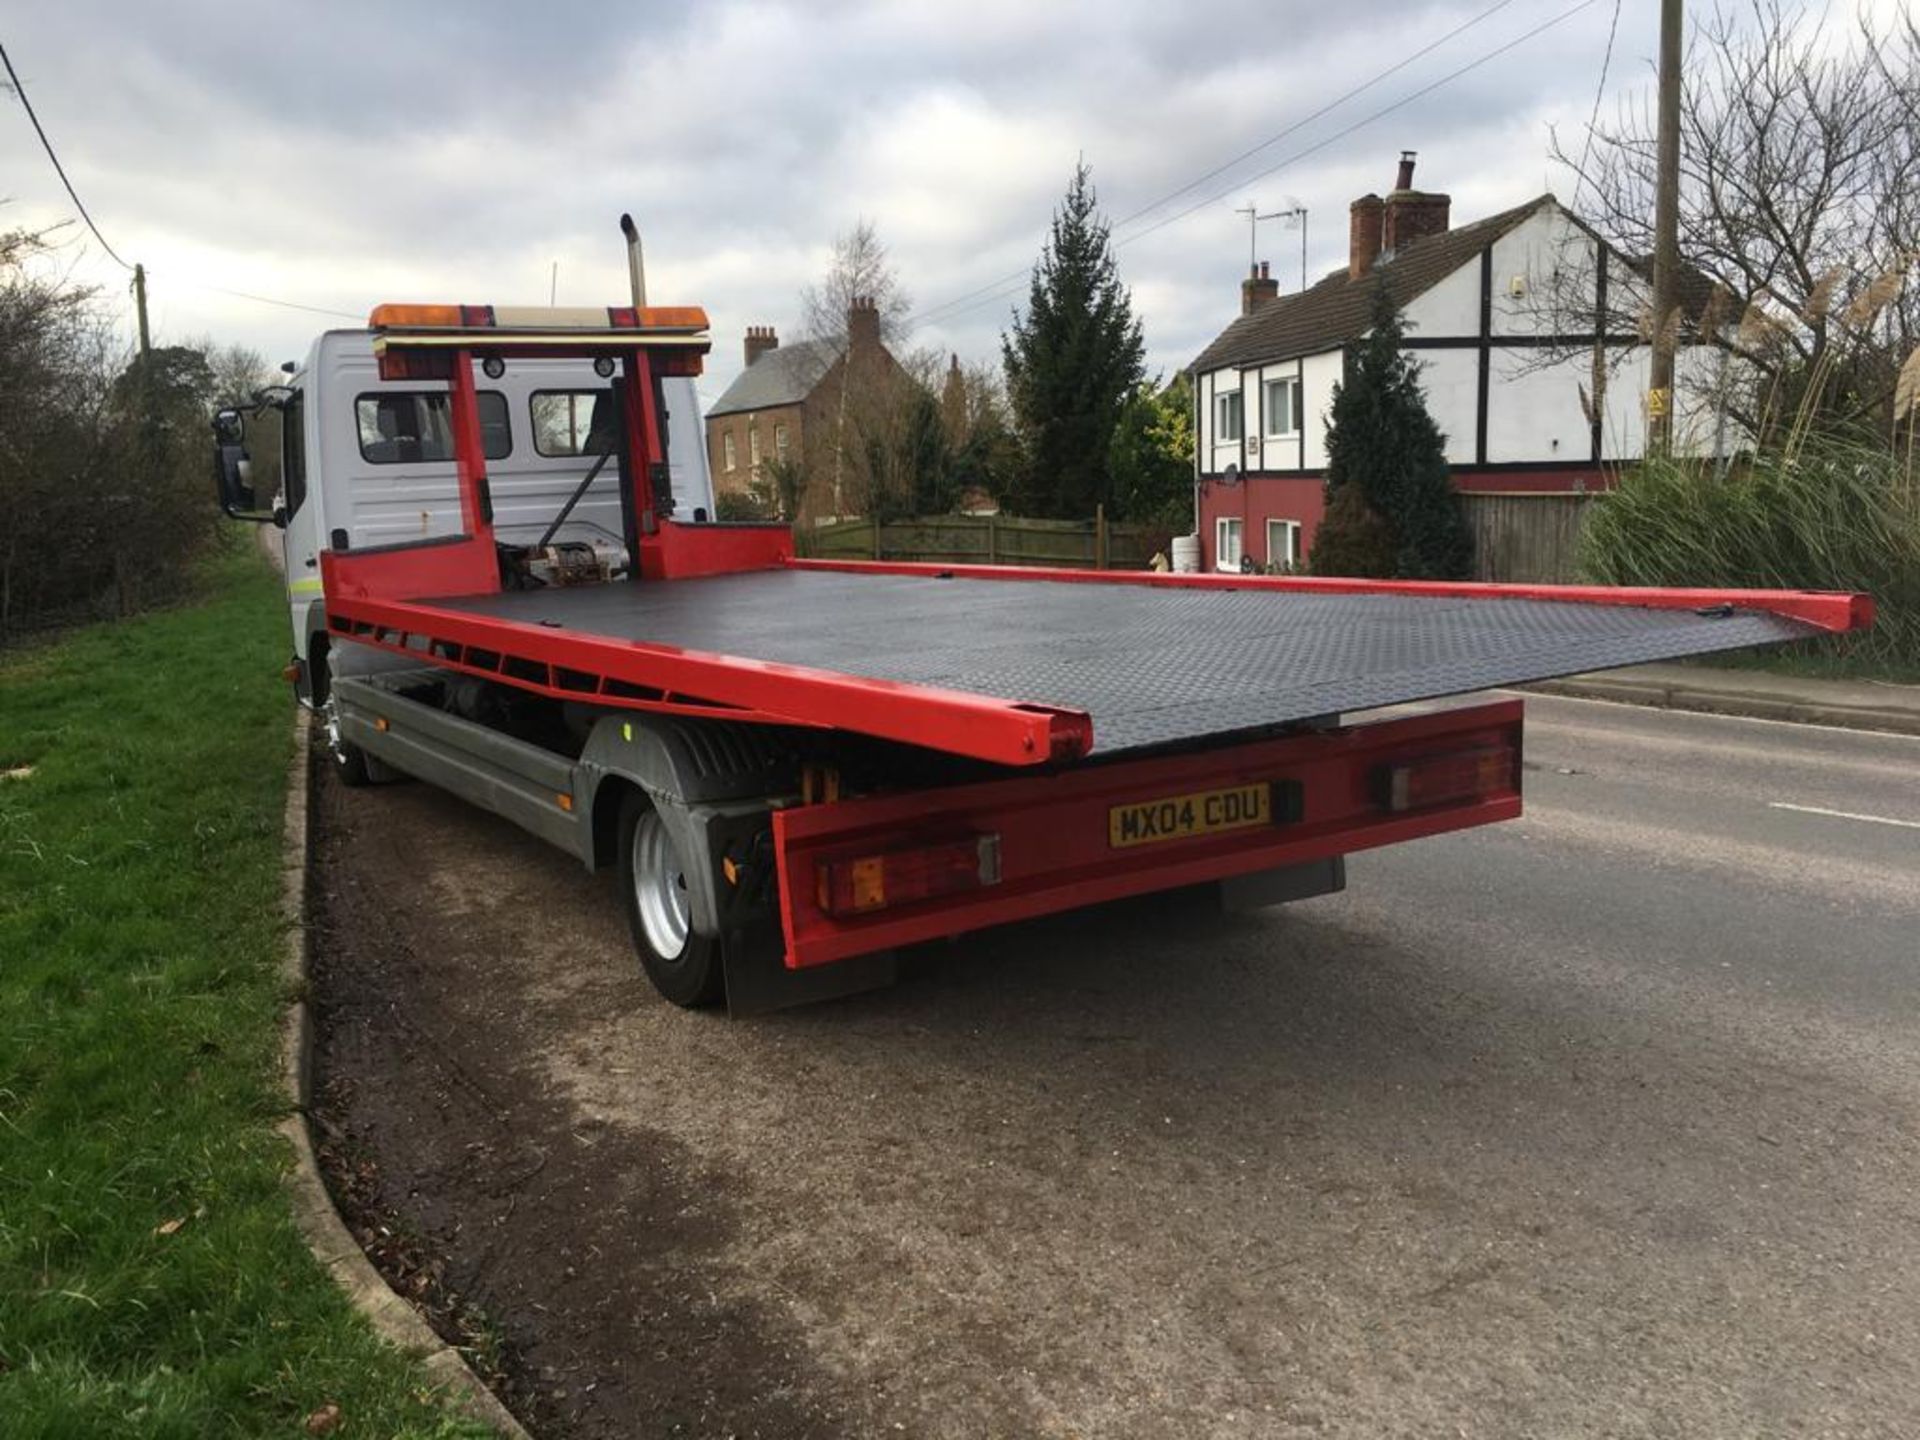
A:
[5, 0, 1696, 405]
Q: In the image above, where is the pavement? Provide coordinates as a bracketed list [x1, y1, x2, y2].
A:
[308, 693, 1920, 1439]
[1533, 660, 1920, 736]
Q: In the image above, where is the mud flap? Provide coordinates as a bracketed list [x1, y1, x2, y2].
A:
[721, 920, 898, 1017]
[699, 807, 897, 1017]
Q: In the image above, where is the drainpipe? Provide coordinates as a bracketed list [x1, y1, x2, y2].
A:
[1191, 374, 1202, 543]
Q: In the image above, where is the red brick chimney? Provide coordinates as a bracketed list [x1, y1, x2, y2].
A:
[1241, 260, 1280, 315]
[847, 295, 881, 353]
[744, 324, 778, 368]
[1349, 194, 1384, 279]
[1381, 150, 1450, 256]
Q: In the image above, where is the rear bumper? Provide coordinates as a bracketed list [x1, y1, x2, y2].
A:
[773, 699, 1524, 968]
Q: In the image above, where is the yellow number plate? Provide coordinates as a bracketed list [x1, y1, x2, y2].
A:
[1108, 783, 1271, 849]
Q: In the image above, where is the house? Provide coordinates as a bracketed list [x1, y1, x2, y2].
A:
[704, 296, 910, 522]
[1188, 152, 1714, 572]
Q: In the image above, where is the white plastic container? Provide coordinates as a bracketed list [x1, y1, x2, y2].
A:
[1170, 534, 1201, 574]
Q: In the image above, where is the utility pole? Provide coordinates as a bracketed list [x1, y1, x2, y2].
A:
[1648, 0, 1682, 452]
[131, 262, 151, 360]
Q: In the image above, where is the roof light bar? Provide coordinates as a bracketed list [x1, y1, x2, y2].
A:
[366, 302, 709, 335]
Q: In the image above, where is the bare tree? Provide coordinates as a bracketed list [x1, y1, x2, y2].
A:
[799, 218, 912, 349]
[1548, 2, 1919, 441]
[794, 219, 916, 516]
[190, 337, 273, 408]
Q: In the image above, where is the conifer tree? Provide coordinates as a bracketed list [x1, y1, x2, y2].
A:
[1311, 283, 1473, 578]
[1002, 163, 1145, 518]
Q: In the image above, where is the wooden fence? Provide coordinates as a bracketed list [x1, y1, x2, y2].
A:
[1461, 493, 1596, 584]
[793, 498, 1593, 582]
[793, 511, 1170, 570]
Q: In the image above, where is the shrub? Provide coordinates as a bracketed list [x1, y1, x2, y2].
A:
[1316, 283, 1473, 579]
[714, 487, 776, 522]
[1309, 483, 1401, 578]
[1578, 438, 1920, 666]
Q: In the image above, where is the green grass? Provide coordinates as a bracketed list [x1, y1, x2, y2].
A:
[0, 542, 485, 1439]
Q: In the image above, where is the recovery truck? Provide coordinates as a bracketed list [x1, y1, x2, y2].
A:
[212, 235, 1872, 1014]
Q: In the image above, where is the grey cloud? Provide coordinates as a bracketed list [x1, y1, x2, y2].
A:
[4, 0, 1635, 390]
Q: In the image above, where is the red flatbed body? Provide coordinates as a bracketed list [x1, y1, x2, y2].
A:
[322, 304, 1869, 771]
[322, 542, 1865, 769]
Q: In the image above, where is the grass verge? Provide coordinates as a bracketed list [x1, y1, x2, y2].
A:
[0, 542, 486, 1439]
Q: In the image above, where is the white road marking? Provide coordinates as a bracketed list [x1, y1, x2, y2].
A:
[1768, 801, 1920, 830]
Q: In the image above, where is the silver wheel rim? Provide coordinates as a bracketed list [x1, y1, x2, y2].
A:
[631, 810, 690, 961]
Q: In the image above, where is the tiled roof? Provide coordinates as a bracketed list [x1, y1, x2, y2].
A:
[1188, 195, 1554, 374]
[707, 338, 841, 418]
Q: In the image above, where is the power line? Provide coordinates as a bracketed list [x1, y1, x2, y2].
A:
[1107, 0, 1521, 234]
[915, 0, 1600, 332]
[910, 0, 1520, 330]
[186, 283, 364, 322]
[1119, 0, 1600, 247]
[3, 38, 365, 327]
[1571, 0, 1624, 210]
[0, 38, 132, 270]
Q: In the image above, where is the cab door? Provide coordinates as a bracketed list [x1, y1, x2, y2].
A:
[277, 387, 325, 669]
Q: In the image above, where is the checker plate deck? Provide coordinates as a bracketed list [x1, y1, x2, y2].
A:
[428, 569, 1814, 757]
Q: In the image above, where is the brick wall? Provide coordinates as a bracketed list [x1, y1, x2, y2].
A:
[706, 402, 806, 509]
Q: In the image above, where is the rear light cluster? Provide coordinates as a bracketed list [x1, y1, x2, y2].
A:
[1377, 745, 1517, 814]
[816, 834, 1002, 916]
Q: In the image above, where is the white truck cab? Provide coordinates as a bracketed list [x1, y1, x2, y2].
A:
[234, 331, 712, 705]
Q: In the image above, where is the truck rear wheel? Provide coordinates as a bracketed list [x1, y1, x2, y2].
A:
[617, 792, 723, 1008]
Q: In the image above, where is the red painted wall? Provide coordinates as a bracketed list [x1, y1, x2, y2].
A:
[1198, 476, 1326, 570]
[1198, 466, 1616, 569]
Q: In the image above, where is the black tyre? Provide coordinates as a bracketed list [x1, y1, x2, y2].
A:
[617, 791, 723, 1008]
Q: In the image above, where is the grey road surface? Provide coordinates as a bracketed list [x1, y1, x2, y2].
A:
[314, 693, 1920, 1439]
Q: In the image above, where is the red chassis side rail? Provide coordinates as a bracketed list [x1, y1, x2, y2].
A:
[787, 558, 1874, 635]
[773, 698, 1523, 969]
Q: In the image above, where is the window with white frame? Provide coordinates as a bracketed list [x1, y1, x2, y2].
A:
[749, 426, 762, 470]
[1266, 518, 1302, 569]
[1214, 388, 1243, 444]
[723, 430, 737, 472]
[1216, 516, 1244, 572]
[774, 423, 789, 461]
[1263, 376, 1301, 438]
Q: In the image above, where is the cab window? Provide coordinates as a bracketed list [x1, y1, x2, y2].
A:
[530, 389, 617, 458]
[354, 391, 510, 464]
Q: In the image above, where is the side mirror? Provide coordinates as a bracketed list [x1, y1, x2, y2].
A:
[212, 439, 274, 523]
[212, 407, 246, 444]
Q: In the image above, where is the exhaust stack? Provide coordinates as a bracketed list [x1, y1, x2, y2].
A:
[619, 212, 647, 308]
